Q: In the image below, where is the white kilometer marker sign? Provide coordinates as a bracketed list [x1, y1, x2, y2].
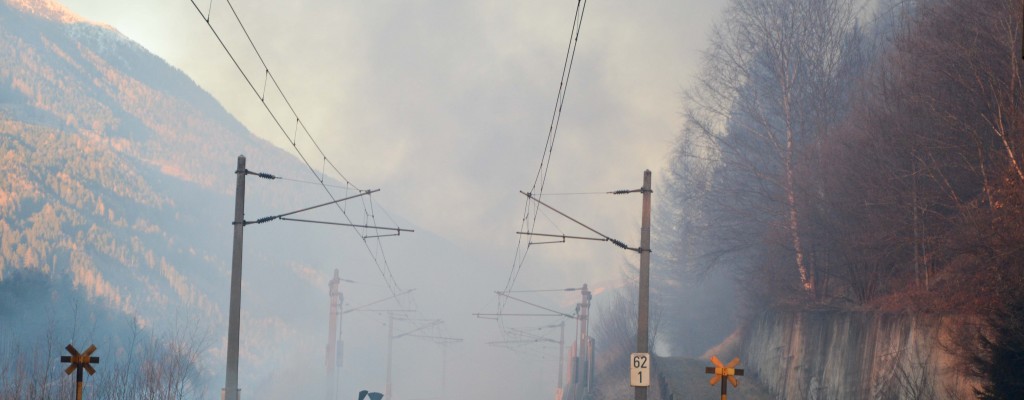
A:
[630, 352, 651, 387]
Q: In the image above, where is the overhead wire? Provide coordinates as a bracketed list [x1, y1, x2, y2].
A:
[539, 191, 614, 196]
[505, 287, 582, 293]
[533, 0, 589, 197]
[187, 0, 405, 297]
[501, 0, 590, 314]
[273, 175, 353, 190]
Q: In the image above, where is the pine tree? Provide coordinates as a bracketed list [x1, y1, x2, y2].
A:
[973, 288, 1024, 399]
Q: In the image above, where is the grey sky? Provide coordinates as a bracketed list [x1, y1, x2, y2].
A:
[53, 0, 726, 397]
[57, 0, 723, 279]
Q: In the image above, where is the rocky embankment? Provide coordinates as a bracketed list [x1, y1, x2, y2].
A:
[742, 311, 980, 399]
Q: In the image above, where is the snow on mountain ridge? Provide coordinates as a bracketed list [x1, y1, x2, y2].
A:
[5, 0, 111, 29]
[65, 20, 144, 67]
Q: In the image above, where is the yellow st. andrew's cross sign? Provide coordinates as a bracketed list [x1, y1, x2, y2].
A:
[704, 355, 743, 400]
[61, 344, 99, 400]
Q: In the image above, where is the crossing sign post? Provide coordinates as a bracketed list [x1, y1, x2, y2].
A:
[705, 355, 743, 400]
[630, 352, 651, 387]
[61, 344, 99, 400]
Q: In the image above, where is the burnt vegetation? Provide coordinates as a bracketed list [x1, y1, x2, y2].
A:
[661, 0, 1023, 396]
[666, 0, 1022, 315]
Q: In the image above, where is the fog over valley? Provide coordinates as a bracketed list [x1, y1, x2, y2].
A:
[1, 0, 1022, 399]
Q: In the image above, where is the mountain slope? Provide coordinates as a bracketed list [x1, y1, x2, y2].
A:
[0, 0, 523, 397]
[0, 0, 404, 396]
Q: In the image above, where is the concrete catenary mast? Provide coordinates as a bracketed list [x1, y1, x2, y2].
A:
[326, 269, 344, 399]
[563, 284, 594, 400]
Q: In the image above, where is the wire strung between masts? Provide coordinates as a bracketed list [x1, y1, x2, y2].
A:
[501, 0, 590, 316]
[187, 0, 405, 298]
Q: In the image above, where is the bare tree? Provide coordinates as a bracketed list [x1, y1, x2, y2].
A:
[93, 314, 210, 400]
[589, 280, 662, 400]
[818, 0, 1024, 304]
[668, 0, 866, 299]
[0, 311, 210, 400]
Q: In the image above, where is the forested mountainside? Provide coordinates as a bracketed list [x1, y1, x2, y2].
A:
[662, 0, 1023, 320]
[0, 0, 378, 396]
[651, 0, 1023, 398]
[0, 0, 316, 320]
